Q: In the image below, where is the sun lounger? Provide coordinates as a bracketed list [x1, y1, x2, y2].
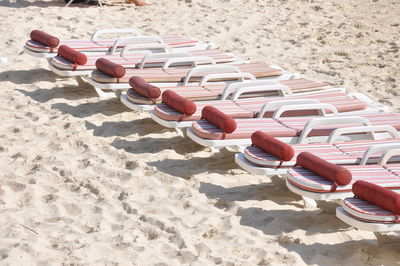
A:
[235, 125, 400, 175]
[86, 63, 292, 98]
[24, 29, 211, 58]
[151, 86, 386, 128]
[286, 148, 400, 202]
[49, 44, 244, 77]
[336, 181, 400, 232]
[186, 104, 400, 148]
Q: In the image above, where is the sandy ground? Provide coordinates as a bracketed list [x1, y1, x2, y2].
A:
[0, 0, 400, 265]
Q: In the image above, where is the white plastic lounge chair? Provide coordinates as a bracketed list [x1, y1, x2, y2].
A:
[125, 77, 330, 113]
[235, 125, 400, 175]
[186, 108, 400, 149]
[151, 86, 386, 129]
[336, 181, 400, 232]
[24, 29, 211, 58]
[286, 147, 400, 202]
[121, 73, 320, 111]
[49, 45, 244, 77]
[87, 63, 292, 98]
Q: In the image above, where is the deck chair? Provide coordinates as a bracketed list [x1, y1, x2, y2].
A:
[336, 181, 400, 232]
[285, 148, 400, 202]
[151, 86, 386, 129]
[87, 63, 292, 98]
[49, 45, 244, 77]
[24, 29, 211, 58]
[125, 77, 330, 112]
[235, 125, 400, 175]
[65, 0, 103, 6]
[186, 107, 400, 148]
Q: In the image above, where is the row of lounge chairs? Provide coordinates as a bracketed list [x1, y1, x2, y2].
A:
[24, 29, 400, 236]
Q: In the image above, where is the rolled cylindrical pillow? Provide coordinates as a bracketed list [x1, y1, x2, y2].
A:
[251, 131, 294, 162]
[202, 106, 237, 134]
[353, 180, 400, 215]
[58, 45, 87, 65]
[129, 76, 161, 100]
[295, 152, 352, 191]
[162, 90, 196, 116]
[30, 30, 60, 48]
[96, 58, 125, 78]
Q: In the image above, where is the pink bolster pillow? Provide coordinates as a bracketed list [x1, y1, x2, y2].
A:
[58, 45, 87, 65]
[296, 152, 352, 186]
[30, 30, 60, 48]
[129, 76, 161, 99]
[96, 58, 125, 78]
[202, 106, 237, 133]
[251, 131, 294, 161]
[353, 180, 400, 215]
[162, 90, 196, 115]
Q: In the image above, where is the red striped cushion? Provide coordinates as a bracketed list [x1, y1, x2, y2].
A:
[30, 30, 59, 48]
[129, 76, 161, 100]
[202, 106, 237, 134]
[353, 180, 400, 215]
[58, 45, 87, 65]
[162, 90, 196, 116]
[295, 152, 352, 189]
[96, 58, 125, 78]
[251, 131, 294, 162]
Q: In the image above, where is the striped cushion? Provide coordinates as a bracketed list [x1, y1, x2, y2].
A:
[343, 197, 399, 223]
[92, 62, 283, 83]
[191, 118, 297, 140]
[25, 35, 199, 53]
[287, 165, 400, 192]
[336, 138, 400, 159]
[280, 113, 400, 137]
[51, 49, 237, 71]
[243, 143, 356, 167]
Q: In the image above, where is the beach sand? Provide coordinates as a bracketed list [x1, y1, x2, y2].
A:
[0, 0, 400, 264]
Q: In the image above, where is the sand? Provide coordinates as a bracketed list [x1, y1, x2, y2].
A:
[0, 0, 400, 265]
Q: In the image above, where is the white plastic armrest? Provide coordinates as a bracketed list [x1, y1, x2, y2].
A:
[109, 36, 164, 55]
[297, 116, 371, 144]
[182, 65, 241, 86]
[328, 125, 400, 144]
[258, 99, 320, 118]
[91, 29, 141, 41]
[220, 79, 282, 100]
[162, 56, 215, 70]
[359, 145, 400, 165]
[272, 103, 337, 120]
[379, 148, 400, 166]
[199, 73, 255, 86]
[138, 53, 191, 69]
[121, 43, 171, 55]
[232, 85, 292, 101]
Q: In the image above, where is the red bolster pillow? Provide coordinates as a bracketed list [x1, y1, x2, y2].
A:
[30, 30, 60, 48]
[96, 58, 125, 78]
[129, 76, 161, 99]
[58, 45, 87, 65]
[296, 152, 352, 186]
[251, 131, 294, 161]
[353, 180, 400, 215]
[202, 106, 237, 133]
[162, 90, 196, 115]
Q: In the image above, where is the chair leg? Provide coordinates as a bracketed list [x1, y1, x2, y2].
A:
[98, 0, 103, 6]
[65, 0, 74, 7]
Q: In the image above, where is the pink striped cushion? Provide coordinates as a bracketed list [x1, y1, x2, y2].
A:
[335, 138, 400, 159]
[191, 118, 297, 140]
[287, 165, 400, 192]
[343, 197, 399, 223]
